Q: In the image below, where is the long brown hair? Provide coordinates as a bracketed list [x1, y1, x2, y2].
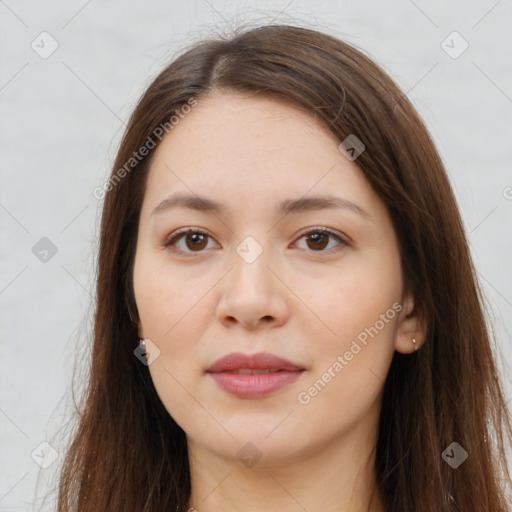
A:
[55, 24, 512, 511]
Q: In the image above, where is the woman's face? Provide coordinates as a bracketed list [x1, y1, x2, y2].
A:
[133, 92, 418, 466]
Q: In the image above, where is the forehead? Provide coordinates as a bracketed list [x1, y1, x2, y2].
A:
[141, 92, 381, 218]
[160, 93, 339, 161]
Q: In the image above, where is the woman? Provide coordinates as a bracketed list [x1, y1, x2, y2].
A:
[57, 24, 512, 511]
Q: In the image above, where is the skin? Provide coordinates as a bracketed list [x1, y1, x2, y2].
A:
[133, 92, 426, 512]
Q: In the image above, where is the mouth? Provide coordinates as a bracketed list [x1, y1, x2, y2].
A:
[206, 351, 305, 373]
[205, 352, 306, 398]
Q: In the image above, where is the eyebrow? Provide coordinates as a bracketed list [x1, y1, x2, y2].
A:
[150, 193, 371, 220]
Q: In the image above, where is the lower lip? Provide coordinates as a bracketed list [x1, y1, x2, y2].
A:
[208, 370, 304, 398]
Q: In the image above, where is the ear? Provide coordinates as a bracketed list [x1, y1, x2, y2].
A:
[136, 320, 145, 340]
[129, 306, 145, 339]
[394, 291, 427, 354]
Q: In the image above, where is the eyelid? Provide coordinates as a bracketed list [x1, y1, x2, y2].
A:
[294, 225, 348, 243]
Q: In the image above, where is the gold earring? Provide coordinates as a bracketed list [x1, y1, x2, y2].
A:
[412, 337, 418, 351]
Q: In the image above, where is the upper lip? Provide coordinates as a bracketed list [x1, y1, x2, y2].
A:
[206, 352, 305, 373]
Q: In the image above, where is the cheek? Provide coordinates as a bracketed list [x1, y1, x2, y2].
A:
[133, 254, 211, 414]
[135, 273, 209, 430]
[292, 253, 401, 398]
[293, 251, 402, 342]
[294, 281, 399, 438]
[133, 252, 211, 340]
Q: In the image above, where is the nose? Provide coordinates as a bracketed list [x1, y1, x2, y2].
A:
[215, 246, 290, 331]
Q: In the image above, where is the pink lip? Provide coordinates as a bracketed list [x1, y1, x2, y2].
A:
[206, 352, 306, 399]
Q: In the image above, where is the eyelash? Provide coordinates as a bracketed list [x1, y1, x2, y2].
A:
[161, 226, 348, 256]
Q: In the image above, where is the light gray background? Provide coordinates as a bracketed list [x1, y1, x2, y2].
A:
[1, 1, 511, 510]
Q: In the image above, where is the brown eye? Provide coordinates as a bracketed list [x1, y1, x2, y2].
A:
[305, 232, 329, 251]
[295, 228, 347, 253]
[163, 229, 216, 254]
[183, 232, 208, 251]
